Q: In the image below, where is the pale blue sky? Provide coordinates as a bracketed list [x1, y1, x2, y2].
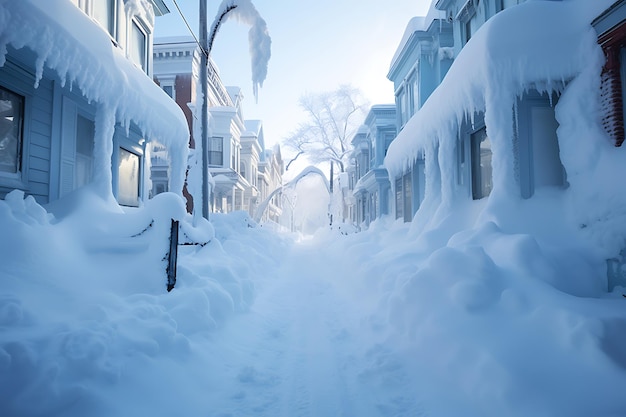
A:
[155, 0, 432, 150]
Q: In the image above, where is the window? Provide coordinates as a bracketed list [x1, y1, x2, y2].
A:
[459, 0, 478, 45]
[231, 142, 236, 170]
[406, 71, 417, 117]
[93, 0, 115, 38]
[371, 191, 378, 220]
[208, 136, 223, 166]
[358, 150, 369, 178]
[412, 74, 420, 114]
[240, 161, 246, 179]
[0, 86, 24, 175]
[75, 114, 95, 188]
[118, 147, 140, 206]
[397, 88, 408, 128]
[471, 126, 492, 200]
[130, 19, 147, 71]
[457, 136, 466, 186]
[162, 85, 173, 98]
[464, 19, 473, 44]
[502, 0, 520, 10]
[370, 137, 376, 169]
[395, 177, 403, 220]
[384, 133, 394, 157]
[403, 172, 412, 222]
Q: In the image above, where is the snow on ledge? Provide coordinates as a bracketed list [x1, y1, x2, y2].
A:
[384, 0, 612, 181]
[0, 0, 189, 195]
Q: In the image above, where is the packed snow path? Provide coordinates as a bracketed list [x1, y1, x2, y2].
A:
[200, 237, 428, 417]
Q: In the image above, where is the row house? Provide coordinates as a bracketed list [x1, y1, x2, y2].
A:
[258, 145, 284, 224]
[208, 86, 249, 213]
[349, 105, 396, 228]
[386, 0, 569, 225]
[152, 37, 283, 218]
[386, 5, 453, 222]
[0, 0, 188, 208]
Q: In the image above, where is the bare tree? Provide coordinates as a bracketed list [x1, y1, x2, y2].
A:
[284, 85, 369, 174]
[283, 85, 369, 226]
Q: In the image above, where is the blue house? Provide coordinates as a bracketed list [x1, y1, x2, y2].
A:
[0, 0, 188, 209]
[386, 0, 570, 227]
[351, 105, 396, 228]
[386, 4, 453, 222]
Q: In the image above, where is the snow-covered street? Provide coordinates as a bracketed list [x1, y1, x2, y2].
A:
[2, 190, 626, 417]
[199, 237, 426, 417]
[3, 0, 626, 416]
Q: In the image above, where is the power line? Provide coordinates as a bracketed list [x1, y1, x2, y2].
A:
[171, 0, 207, 57]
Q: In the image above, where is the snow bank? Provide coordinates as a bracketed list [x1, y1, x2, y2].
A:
[0, 189, 287, 416]
[317, 205, 626, 417]
[385, 0, 626, 254]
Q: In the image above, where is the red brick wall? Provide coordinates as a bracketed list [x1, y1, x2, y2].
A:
[598, 21, 626, 147]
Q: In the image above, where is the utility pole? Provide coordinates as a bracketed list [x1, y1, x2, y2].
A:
[199, 0, 210, 219]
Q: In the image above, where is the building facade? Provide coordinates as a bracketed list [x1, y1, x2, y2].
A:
[0, 0, 187, 208]
[350, 105, 397, 228]
[386, 0, 569, 224]
[152, 38, 282, 219]
[386, 5, 453, 222]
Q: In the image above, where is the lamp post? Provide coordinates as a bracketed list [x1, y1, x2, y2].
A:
[199, 0, 210, 220]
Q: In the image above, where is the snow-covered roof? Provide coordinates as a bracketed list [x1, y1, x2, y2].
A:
[385, 0, 612, 178]
[389, 1, 446, 74]
[0, 0, 189, 193]
[243, 120, 263, 136]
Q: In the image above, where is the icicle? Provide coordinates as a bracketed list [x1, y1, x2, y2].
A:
[0, 40, 7, 67]
[34, 56, 45, 89]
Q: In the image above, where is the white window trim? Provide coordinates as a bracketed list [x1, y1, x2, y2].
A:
[129, 17, 150, 72]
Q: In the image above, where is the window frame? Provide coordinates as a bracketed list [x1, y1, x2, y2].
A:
[395, 177, 403, 220]
[117, 146, 142, 207]
[91, 0, 117, 40]
[74, 112, 95, 189]
[208, 136, 223, 166]
[402, 171, 412, 222]
[0, 84, 25, 180]
[470, 125, 493, 200]
[129, 17, 149, 72]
